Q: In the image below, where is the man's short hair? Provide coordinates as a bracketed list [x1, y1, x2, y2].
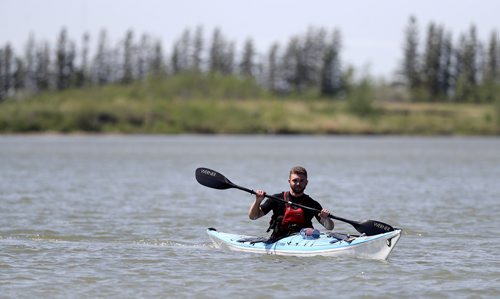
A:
[289, 166, 307, 178]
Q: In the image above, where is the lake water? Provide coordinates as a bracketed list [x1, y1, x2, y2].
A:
[1, 135, 499, 298]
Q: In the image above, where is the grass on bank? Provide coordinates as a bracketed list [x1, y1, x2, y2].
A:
[0, 74, 499, 135]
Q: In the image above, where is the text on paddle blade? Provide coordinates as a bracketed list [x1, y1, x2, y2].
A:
[200, 169, 217, 177]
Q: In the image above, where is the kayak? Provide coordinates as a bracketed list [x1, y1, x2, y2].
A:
[207, 227, 401, 260]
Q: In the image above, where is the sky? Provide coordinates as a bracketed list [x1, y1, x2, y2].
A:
[2, 0, 500, 79]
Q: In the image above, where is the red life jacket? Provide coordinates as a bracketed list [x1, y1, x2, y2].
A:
[281, 192, 306, 230]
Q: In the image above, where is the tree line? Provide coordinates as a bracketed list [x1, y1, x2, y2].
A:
[1, 17, 499, 103]
[0, 26, 343, 102]
[401, 16, 500, 103]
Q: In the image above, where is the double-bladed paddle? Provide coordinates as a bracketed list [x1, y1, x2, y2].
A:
[195, 167, 395, 236]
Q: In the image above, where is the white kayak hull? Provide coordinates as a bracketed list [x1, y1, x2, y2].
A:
[207, 228, 401, 260]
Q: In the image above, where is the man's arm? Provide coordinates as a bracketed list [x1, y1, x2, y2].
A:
[248, 190, 266, 220]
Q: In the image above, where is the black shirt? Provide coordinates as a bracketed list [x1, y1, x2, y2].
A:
[260, 191, 323, 228]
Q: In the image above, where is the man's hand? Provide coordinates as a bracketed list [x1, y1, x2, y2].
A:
[255, 189, 266, 203]
[319, 208, 334, 230]
[319, 208, 330, 218]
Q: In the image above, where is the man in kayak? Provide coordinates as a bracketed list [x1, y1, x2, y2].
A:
[248, 166, 334, 242]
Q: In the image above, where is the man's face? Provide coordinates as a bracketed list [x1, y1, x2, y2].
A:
[288, 173, 308, 195]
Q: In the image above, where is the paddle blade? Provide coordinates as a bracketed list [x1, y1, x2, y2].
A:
[195, 167, 235, 190]
[329, 214, 395, 236]
[356, 220, 395, 236]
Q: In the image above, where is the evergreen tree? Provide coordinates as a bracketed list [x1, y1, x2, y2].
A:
[222, 41, 235, 75]
[171, 28, 193, 74]
[266, 42, 280, 92]
[35, 42, 51, 91]
[24, 34, 37, 93]
[422, 23, 443, 100]
[0, 47, 5, 101]
[13, 57, 25, 91]
[67, 41, 77, 87]
[321, 29, 342, 97]
[454, 25, 480, 102]
[439, 31, 453, 98]
[209, 28, 225, 73]
[480, 31, 500, 103]
[93, 29, 111, 85]
[302, 27, 327, 89]
[281, 36, 301, 92]
[192, 26, 204, 72]
[137, 33, 152, 79]
[1, 44, 13, 99]
[122, 29, 135, 84]
[75, 33, 90, 87]
[402, 16, 421, 93]
[180, 29, 192, 71]
[171, 41, 181, 75]
[150, 40, 165, 76]
[485, 30, 499, 82]
[109, 47, 121, 83]
[240, 38, 256, 77]
[56, 28, 73, 90]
